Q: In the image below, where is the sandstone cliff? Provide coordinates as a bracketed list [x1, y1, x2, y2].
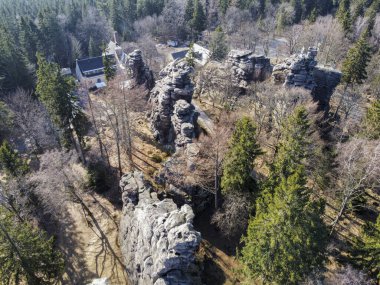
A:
[119, 171, 202, 285]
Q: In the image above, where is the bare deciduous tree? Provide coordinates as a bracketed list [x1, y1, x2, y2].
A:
[29, 150, 88, 218]
[190, 116, 233, 208]
[327, 265, 375, 285]
[284, 24, 303, 55]
[94, 75, 148, 176]
[330, 139, 380, 235]
[211, 192, 252, 239]
[5, 88, 58, 152]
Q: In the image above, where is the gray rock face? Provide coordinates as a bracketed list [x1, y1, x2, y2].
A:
[119, 171, 202, 285]
[126, 49, 155, 89]
[272, 47, 318, 90]
[227, 49, 272, 87]
[149, 60, 198, 148]
[272, 47, 341, 110]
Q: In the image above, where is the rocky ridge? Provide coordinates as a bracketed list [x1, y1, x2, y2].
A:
[119, 171, 202, 285]
[149, 60, 198, 148]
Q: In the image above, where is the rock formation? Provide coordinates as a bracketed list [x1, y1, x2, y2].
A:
[149, 60, 198, 148]
[126, 49, 155, 89]
[227, 49, 272, 87]
[272, 47, 341, 110]
[272, 47, 318, 89]
[119, 171, 202, 285]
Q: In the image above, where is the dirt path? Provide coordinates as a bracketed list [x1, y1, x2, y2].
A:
[58, 192, 128, 285]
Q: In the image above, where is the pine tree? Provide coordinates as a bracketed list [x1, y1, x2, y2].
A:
[341, 31, 371, 85]
[186, 43, 196, 67]
[36, 54, 87, 148]
[221, 117, 262, 194]
[210, 26, 229, 61]
[291, 0, 302, 23]
[19, 17, 40, 65]
[110, 0, 125, 35]
[185, 0, 194, 23]
[0, 25, 33, 91]
[337, 0, 352, 35]
[241, 166, 328, 284]
[240, 107, 328, 284]
[191, 0, 207, 35]
[0, 206, 64, 285]
[103, 54, 116, 81]
[0, 141, 28, 177]
[88, 37, 98, 57]
[363, 99, 380, 139]
[354, 215, 380, 279]
[269, 107, 311, 187]
[219, 0, 230, 14]
[37, 9, 67, 65]
[334, 31, 371, 118]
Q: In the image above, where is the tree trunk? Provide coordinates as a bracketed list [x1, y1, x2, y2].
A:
[87, 92, 104, 159]
[330, 194, 349, 235]
[0, 223, 40, 283]
[214, 154, 220, 209]
[333, 83, 349, 119]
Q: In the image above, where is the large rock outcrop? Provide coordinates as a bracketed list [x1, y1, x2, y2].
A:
[126, 49, 155, 89]
[272, 47, 341, 110]
[227, 49, 272, 87]
[119, 171, 202, 285]
[272, 47, 318, 89]
[149, 60, 198, 148]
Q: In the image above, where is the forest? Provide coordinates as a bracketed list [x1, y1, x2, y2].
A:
[0, 0, 379, 284]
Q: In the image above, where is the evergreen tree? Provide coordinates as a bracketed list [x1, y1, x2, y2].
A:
[337, 0, 352, 35]
[363, 99, 380, 139]
[0, 25, 33, 91]
[240, 107, 328, 284]
[291, 0, 302, 23]
[210, 26, 229, 61]
[269, 107, 312, 188]
[354, 215, 380, 279]
[88, 37, 99, 57]
[191, 0, 207, 35]
[0, 206, 64, 285]
[334, 31, 371, 118]
[110, 0, 125, 36]
[241, 165, 328, 284]
[186, 43, 196, 67]
[103, 54, 116, 81]
[37, 8, 68, 65]
[0, 141, 28, 177]
[185, 0, 194, 23]
[219, 0, 230, 14]
[36, 54, 86, 148]
[221, 117, 262, 194]
[341, 31, 371, 85]
[19, 17, 40, 65]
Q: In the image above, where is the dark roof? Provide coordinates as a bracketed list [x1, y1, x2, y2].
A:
[76, 54, 115, 74]
[171, 50, 188, 60]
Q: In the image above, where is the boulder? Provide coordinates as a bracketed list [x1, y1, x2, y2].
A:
[119, 171, 202, 285]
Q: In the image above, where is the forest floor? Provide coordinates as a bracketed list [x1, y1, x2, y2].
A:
[58, 191, 128, 285]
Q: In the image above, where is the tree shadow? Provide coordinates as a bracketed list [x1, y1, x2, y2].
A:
[194, 206, 240, 256]
[201, 255, 227, 285]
